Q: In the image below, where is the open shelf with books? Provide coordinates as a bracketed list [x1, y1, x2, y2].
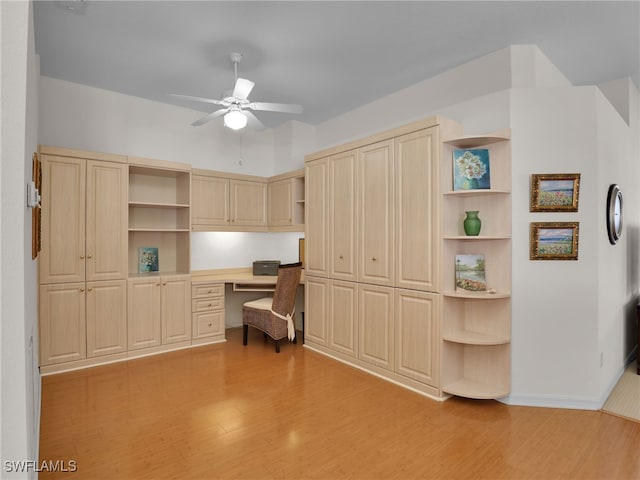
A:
[441, 129, 511, 400]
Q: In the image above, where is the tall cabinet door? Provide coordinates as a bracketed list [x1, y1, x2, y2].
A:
[305, 158, 329, 277]
[86, 160, 128, 281]
[395, 288, 440, 387]
[328, 280, 358, 356]
[40, 155, 86, 284]
[329, 150, 357, 281]
[395, 127, 439, 292]
[39, 283, 86, 365]
[304, 275, 329, 345]
[162, 275, 192, 344]
[128, 278, 161, 350]
[86, 280, 127, 358]
[358, 140, 394, 286]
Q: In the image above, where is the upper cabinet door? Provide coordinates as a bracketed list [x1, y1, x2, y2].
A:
[394, 127, 439, 292]
[305, 158, 329, 277]
[268, 178, 293, 226]
[191, 175, 229, 227]
[358, 140, 394, 286]
[230, 179, 267, 226]
[86, 160, 128, 282]
[329, 150, 357, 281]
[40, 155, 86, 284]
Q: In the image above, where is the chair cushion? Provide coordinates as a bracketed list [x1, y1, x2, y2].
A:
[243, 297, 273, 311]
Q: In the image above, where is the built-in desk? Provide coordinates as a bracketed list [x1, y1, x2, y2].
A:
[191, 268, 305, 342]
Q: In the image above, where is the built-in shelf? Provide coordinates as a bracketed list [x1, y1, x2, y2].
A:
[443, 235, 511, 240]
[443, 331, 510, 345]
[443, 291, 510, 299]
[442, 378, 510, 400]
[129, 202, 190, 209]
[443, 189, 510, 196]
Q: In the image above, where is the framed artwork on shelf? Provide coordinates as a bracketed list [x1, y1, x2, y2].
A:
[453, 148, 490, 190]
[530, 173, 580, 212]
[455, 254, 486, 292]
[530, 222, 579, 260]
[138, 247, 159, 273]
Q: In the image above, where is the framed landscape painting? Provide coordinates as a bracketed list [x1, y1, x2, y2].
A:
[530, 173, 580, 212]
[530, 222, 579, 260]
[455, 254, 487, 292]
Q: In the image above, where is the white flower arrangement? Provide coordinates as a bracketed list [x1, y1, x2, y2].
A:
[455, 150, 487, 180]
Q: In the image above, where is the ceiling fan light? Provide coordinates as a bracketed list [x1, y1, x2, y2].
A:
[224, 110, 247, 130]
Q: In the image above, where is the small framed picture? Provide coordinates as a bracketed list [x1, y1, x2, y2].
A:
[138, 247, 159, 272]
[453, 148, 491, 190]
[455, 254, 487, 292]
[530, 173, 580, 212]
[530, 222, 579, 260]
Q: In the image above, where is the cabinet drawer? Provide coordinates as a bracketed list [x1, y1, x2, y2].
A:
[192, 283, 224, 299]
[192, 297, 224, 312]
[193, 310, 225, 338]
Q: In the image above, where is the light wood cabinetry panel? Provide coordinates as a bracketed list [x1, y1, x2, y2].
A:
[268, 178, 293, 226]
[86, 280, 127, 358]
[440, 131, 512, 399]
[40, 156, 86, 284]
[305, 159, 329, 277]
[191, 281, 225, 342]
[127, 277, 162, 350]
[39, 283, 86, 365]
[328, 280, 358, 356]
[395, 128, 439, 292]
[230, 179, 267, 226]
[162, 275, 192, 344]
[191, 174, 229, 227]
[304, 275, 329, 345]
[358, 140, 394, 286]
[358, 283, 394, 370]
[395, 288, 439, 386]
[329, 150, 358, 281]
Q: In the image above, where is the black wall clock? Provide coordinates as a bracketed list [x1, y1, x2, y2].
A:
[606, 184, 623, 245]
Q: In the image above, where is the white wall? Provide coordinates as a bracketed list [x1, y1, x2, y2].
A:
[1, 1, 40, 478]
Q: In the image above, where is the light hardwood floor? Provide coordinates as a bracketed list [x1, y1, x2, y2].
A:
[40, 328, 640, 479]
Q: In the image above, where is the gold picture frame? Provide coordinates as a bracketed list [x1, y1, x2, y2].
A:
[530, 222, 579, 260]
[530, 173, 580, 212]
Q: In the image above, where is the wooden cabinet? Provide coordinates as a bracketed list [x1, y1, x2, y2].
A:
[304, 275, 329, 345]
[39, 147, 128, 369]
[358, 140, 394, 286]
[394, 288, 440, 386]
[394, 127, 440, 292]
[40, 154, 127, 284]
[358, 283, 394, 370]
[329, 150, 358, 281]
[440, 130, 511, 399]
[191, 282, 225, 343]
[305, 159, 329, 277]
[268, 170, 305, 231]
[328, 280, 358, 356]
[39, 283, 86, 365]
[127, 274, 191, 350]
[86, 280, 127, 358]
[190, 169, 267, 231]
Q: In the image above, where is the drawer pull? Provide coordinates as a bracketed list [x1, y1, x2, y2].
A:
[208, 323, 212, 327]
[372, 257, 377, 261]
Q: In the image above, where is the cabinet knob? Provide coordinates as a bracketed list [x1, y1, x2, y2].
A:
[156, 283, 161, 286]
[80, 288, 85, 292]
[80, 255, 85, 260]
[208, 323, 212, 327]
[208, 303, 212, 307]
[372, 257, 377, 261]
[207, 290, 212, 294]
[87, 254, 92, 259]
[339, 255, 344, 259]
[88, 287, 93, 292]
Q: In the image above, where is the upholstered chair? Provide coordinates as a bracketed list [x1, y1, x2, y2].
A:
[242, 262, 302, 353]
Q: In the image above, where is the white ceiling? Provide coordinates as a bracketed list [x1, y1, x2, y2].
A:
[33, 1, 640, 129]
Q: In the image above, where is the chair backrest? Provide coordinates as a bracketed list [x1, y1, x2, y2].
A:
[271, 262, 302, 317]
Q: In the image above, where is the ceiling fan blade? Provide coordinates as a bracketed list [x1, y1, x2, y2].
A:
[190, 108, 228, 126]
[243, 110, 265, 130]
[248, 102, 303, 114]
[170, 93, 228, 106]
[232, 78, 255, 100]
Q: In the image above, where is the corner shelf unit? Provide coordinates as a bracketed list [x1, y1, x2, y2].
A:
[128, 161, 191, 276]
[440, 130, 511, 400]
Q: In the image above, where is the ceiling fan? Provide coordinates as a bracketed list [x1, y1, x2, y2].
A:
[171, 52, 303, 130]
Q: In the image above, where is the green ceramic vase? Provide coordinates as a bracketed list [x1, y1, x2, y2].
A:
[463, 211, 481, 236]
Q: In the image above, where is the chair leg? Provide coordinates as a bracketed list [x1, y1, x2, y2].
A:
[243, 325, 248, 346]
[275, 339, 280, 353]
[301, 311, 305, 344]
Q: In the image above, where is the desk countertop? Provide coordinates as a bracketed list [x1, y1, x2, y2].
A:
[192, 267, 305, 284]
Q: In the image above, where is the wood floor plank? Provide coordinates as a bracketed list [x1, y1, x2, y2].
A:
[39, 328, 640, 479]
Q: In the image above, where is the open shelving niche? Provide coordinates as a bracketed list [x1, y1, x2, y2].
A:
[440, 130, 512, 400]
[128, 163, 191, 277]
